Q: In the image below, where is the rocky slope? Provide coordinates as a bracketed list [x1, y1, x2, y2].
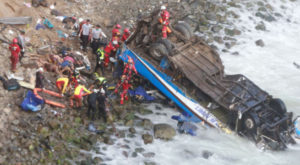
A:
[0, 0, 296, 164]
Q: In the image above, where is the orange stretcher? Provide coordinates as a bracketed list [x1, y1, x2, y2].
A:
[33, 88, 66, 108]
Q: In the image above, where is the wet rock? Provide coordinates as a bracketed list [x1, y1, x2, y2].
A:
[211, 25, 223, 33]
[205, 12, 217, 21]
[255, 39, 265, 47]
[202, 150, 213, 159]
[93, 157, 102, 164]
[135, 147, 145, 153]
[153, 124, 176, 140]
[214, 36, 224, 44]
[224, 28, 241, 36]
[255, 12, 276, 22]
[122, 151, 129, 158]
[48, 120, 60, 129]
[142, 152, 155, 158]
[144, 161, 156, 165]
[131, 152, 138, 157]
[255, 22, 266, 31]
[125, 119, 134, 127]
[231, 51, 239, 56]
[12, 120, 20, 125]
[104, 136, 114, 145]
[138, 108, 153, 115]
[129, 127, 136, 134]
[142, 133, 153, 144]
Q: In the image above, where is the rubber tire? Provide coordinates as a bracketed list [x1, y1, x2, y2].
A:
[149, 43, 168, 61]
[174, 23, 192, 40]
[243, 113, 260, 134]
[156, 39, 173, 53]
[177, 21, 193, 37]
[269, 98, 287, 115]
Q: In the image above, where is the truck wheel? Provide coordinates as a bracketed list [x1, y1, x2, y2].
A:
[156, 39, 173, 53]
[269, 98, 287, 115]
[174, 23, 192, 40]
[177, 21, 193, 37]
[149, 43, 168, 61]
[243, 113, 260, 134]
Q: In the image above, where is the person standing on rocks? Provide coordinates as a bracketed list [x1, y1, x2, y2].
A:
[87, 89, 99, 120]
[91, 24, 106, 54]
[79, 19, 91, 52]
[35, 67, 45, 89]
[121, 28, 131, 42]
[97, 88, 107, 122]
[9, 38, 21, 73]
[114, 75, 131, 105]
[17, 30, 26, 63]
[95, 45, 105, 75]
[112, 24, 122, 41]
[159, 5, 171, 38]
[70, 84, 91, 108]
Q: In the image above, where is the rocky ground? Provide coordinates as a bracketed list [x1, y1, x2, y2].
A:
[0, 0, 296, 164]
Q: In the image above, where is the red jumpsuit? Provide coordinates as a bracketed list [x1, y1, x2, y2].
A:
[9, 43, 20, 72]
[159, 10, 171, 38]
[121, 33, 130, 42]
[120, 80, 131, 104]
[104, 42, 117, 67]
[112, 28, 121, 38]
[123, 63, 137, 80]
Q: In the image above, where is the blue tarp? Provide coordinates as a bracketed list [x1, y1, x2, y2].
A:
[21, 91, 44, 112]
[128, 86, 155, 101]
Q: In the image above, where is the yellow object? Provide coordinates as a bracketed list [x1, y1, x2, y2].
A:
[56, 77, 69, 94]
[74, 85, 91, 96]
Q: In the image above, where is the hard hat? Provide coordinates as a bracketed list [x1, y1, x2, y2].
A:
[161, 5, 166, 10]
[116, 24, 122, 29]
[100, 88, 105, 94]
[37, 67, 44, 72]
[112, 40, 118, 45]
[12, 38, 18, 43]
[124, 28, 130, 33]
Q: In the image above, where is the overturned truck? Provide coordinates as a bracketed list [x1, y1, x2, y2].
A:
[125, 9, 296, 150]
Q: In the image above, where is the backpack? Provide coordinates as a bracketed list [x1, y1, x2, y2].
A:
[0, 76, 20, 91]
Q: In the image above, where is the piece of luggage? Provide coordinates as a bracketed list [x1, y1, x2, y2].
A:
[0, 76, 20, 91]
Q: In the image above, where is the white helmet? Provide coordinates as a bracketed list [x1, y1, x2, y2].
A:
[161, 5, 166, 10]
[100, 88, 105, 94]
[112, 40, 118, 45]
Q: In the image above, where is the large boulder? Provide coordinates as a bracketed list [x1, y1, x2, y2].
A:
[153, 124, 176, 140]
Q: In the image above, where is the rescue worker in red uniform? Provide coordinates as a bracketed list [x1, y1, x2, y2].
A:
[121, 28, 131, 42]
[123, 57, 137, 80]
[9, 38, 21, 72]
[159, 6, 172, 38]
[112, 24, 122, 40]
[114, 75, 131, 105]
[104, 40, 118, 67]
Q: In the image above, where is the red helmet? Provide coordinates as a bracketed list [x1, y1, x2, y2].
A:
[124, 28, 130, 33]
[12, 38, 18, 43]
[116, 24, 122, 29]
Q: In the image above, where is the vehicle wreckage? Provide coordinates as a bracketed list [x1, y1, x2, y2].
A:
[119, 8, 297, 150]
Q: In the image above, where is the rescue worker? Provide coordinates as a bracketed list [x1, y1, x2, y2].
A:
[112, 24, 122, 39]
[121, 28, 130, 42]
[91, 25, 106, 54]
[79, 19, 91, 52]
[104, 40, 118, 67]
[95, 45, 105, 75]
[35, 67, 45, 89]
[115, 75, 131, 105]
[159, 5, 171, 38]
[56, 77, 70, 95]
[70, 69, 85, 87]
[123, 57, 137, 80]
[97, 88, 107, 122]
[87, 89, 99, 120]
[17, 30, 26, 63]
[9, 38, 21, 72]
[70, 84, 91, 108]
